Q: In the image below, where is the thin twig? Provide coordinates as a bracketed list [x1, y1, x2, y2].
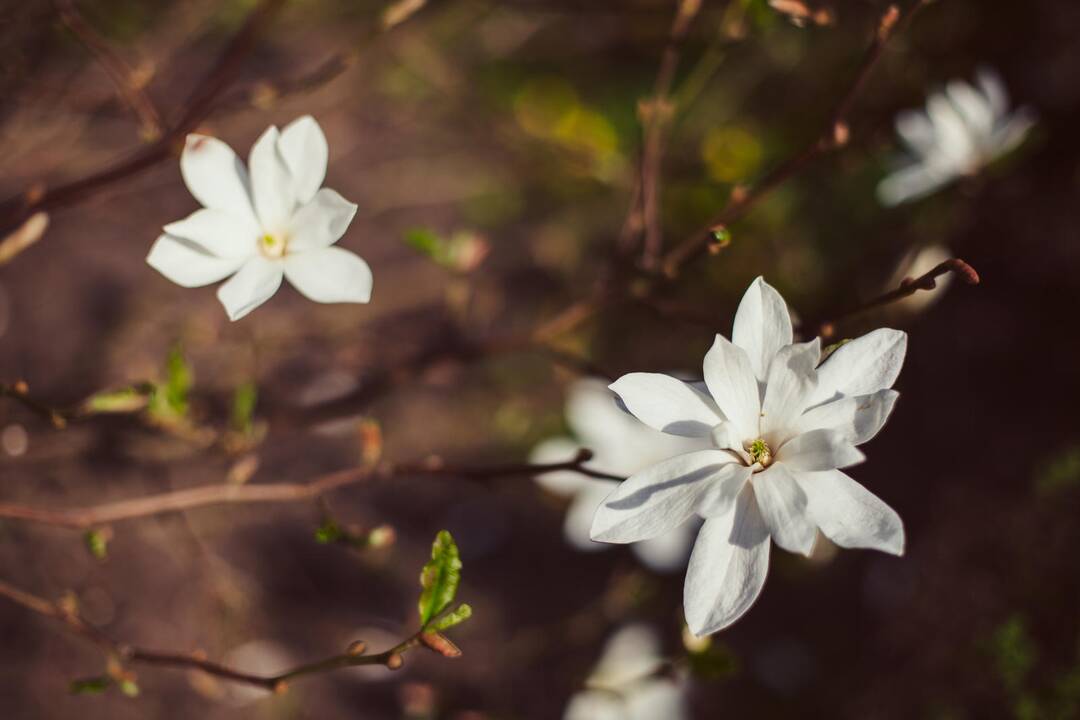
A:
[634, 0, 703, 269]
[809, 258, 980, 338]
[56, 0, 165, 138]
[0, 449, 622, 530]
[660, 1, 927, 276]
[0, 577, 426, 691]
[0, 381, 69, 429]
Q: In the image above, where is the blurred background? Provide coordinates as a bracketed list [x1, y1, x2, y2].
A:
[1, 0, 1078, 717]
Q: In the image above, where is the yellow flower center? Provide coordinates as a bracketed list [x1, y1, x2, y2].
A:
[746, 438, 772, 467]
[259, 233, 287, 259]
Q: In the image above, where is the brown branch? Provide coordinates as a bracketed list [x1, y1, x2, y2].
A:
[660, 1, 928, 277]
[0, 381, 69, 429]
[634, 0, 703, 269]
[0, 449, 622, 530]
[0, 577, 428, 691]
[809, 258, 980, 338]
[56, 0, 165, 139]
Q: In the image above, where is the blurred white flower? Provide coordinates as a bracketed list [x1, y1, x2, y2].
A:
[592, 277, 907, 636]
[564, 624, 688, 720]
[530, 378, 709, 572]
[889, 244, 953, 314]
[148, 116, 372, 320]
[878, 68, 1035, 206]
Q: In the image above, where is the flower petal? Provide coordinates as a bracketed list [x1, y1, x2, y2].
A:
[288, 188, 358, 251]
[590, 451, 749, 544]
[248, 125, 295, 232]
[702, 334, 760, 440]
[179, 135, 258, 226]
[877, 163, 951, 207]
[792, 389, 899, 445]
[976, 67, 1009, 119]
[609, 373, 723, 437]
[812, 328, 907, 405]
[753, 464, 815, 556]
[946, 79, 994, 138]
[278, 115, 328, 205]
[895, 109, 936, 158]
[162, 208, 259, 259]
[732, 276, 793, 381]
[529, 437, 588, 496]
[777, 428, 865, 472]
[216, 256, 284, 321]
[564, 483, 615, 553]
[683, 484, 770, 636]
[795, 469, 904, 555]
[634, 521, 697, 573]
[761, 339, 820, 443]
[146, 234, 245, 288]
[283, 246, 372, 304]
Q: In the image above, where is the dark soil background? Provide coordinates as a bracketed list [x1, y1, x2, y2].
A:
[0, 0, 1078, 718]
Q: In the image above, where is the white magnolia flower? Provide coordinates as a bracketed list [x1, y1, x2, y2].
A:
[531, 378, 709, 572]
[564, 624, 688, 720]
[591, 277, 907, 636]
[878, 68, 1034, 206]
[148, 116, 372, 320]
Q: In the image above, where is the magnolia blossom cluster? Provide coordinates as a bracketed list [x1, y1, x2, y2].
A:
[878, 68, 1034, 206]
[589, 278, 907, 636]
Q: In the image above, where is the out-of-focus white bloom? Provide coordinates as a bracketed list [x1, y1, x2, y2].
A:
[218, 640, 295, 706]
[592, 277, 907, 636]
[878, 69, 1035, 206]
[564, 624, 688, 720]
[148, 116, 372, 320]
[531, 378, 709, 572]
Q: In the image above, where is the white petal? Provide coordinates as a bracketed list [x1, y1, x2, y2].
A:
[895, 109, 936, 158]
[702, 334, 760, 440]
[634, 520, 697, 573]
[877, 163, 951, 206]
[146, 234, 245, 288]
[795, 469, 904, 555]
[179, 134, 258, 226]
[590, 451, 749, 544]
[812, 328, 907, 405]
[625, 680, 689, 720]
[609, 373, 723, 437]
[761, 339, 820, 442]
[530, 437, 589, 496]
[683, 484, 770, 636]
[283, 246, 372, 304]
[278, 115, 328, 205]
[976, 67, 1009, 119]
[591, 624, 663, 686]
[792, 389, 899, 445]
[732, 276, 794, 381]
[989, 109, 1035, 159]
[216, 256, 284, 321]
[248, 125, 295, 232]
[162, 208, 259, 259]
[287, 188, 358, 252]
[776, 428, 865, 472]
[565, 691, 623, 720]
[564, 483, 615, 553]
[946, 79, 994, 138]
[926, 91, 977, 168]
[753, 464, 815, 556]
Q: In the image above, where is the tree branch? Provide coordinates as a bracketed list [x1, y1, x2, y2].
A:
[0, 450, 622, 530]
[660, 1, 928, 276]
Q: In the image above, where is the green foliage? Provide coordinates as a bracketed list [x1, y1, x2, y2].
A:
[83, 529, 108, 561]
[118, 679, 140, 697]
[230, 381, 258, 435]
[1035, 446, 1080, 496]
[687, 640, 740, 680]
[82, 385, 151, 414]
[991, 615, 1037, 694]
[314, 519, 342, 545]
[69, 676, 111, 695]
[403, 228, 489, 272]
[418, 530, 462, 627]
[148, 345, 192, 421]
[430, 603, 472, 631]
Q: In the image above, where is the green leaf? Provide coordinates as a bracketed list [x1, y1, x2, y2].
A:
[418, 530, 462, 627]
[430, 603, 472, 631]
[403, 228, 444, 260]
[70, 676, 111, 695]
[230, 381, 258, 434]
[314, 519, 341, 544]
[163, 345, 192, 415]
[118, 679, 140, 697]
[84, 529, 108, 560]
[82, 386, 151, 414]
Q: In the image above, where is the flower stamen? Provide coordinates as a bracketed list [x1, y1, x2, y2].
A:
[745, 438, 772, 468]
[260, 233, 287, 259]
